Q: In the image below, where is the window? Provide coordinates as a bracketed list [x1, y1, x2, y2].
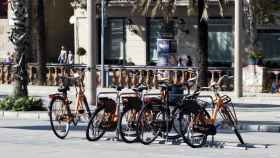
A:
[102, 18, 126, 65]
[147, 18, 175, 64]
[208, 17, 233, 67]
[258, 31, 280, 65]
[0, 0, 8, 18]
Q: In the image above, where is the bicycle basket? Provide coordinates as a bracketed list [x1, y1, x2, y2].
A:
[122, 96, 142, 110]
[222, 95, 232, 104]
[98, 97, 117, 113]
[143, 97, 162, 105]
[181, 99, 201, 114]
[168, 85, 184, 106]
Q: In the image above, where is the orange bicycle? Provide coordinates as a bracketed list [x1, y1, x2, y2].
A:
[179, 75, 245, 148]
[48, 68, 91, 139]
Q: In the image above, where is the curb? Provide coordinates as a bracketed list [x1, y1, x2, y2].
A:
[239, 121, 280, 133]
[0, 111, 49, 121]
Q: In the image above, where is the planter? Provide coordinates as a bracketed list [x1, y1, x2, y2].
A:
[256, 58, 264, 66]
[248, 58, 256, 65]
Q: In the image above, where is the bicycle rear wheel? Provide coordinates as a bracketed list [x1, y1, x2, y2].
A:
[119, 108, 139, 143]
[86, 106, 106, 141]
[179, 107, 210, 148]
[137, 105, 164, 145]
[49, 97, 70, 139]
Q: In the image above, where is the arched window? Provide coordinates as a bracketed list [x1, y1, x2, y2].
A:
[0, 0, 8, 18]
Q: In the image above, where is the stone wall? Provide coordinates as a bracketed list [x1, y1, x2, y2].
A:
[0, 19, 12, 60]
[243, 65, 265, 93]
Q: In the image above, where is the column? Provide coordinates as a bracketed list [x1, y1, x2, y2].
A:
[234, 0, 243, 97]
[86, 0, 97, 105]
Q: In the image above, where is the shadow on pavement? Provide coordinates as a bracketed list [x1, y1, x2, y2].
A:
[234, 103, 280, 108]
[0, 125, 88, 131]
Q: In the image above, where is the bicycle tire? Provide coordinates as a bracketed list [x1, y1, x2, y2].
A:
[49, 97, 70, 139]
[221, 106, 245, 144]
[119, 107, 139, 143]
[86, 106, 106, 141]
[179, 106, 210, 148]
[136, 105, 164, 145]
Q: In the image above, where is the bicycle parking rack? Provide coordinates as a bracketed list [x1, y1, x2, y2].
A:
[93, 91, 269, 150]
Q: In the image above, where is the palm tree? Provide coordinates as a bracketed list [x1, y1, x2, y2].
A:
[197, 0, 208, 87]
[9, 0, 31, 97]
[36, 0, 47, 85]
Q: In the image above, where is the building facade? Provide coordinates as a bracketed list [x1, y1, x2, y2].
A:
[0, 0, 74, 62]
[72, 0, 280, 67]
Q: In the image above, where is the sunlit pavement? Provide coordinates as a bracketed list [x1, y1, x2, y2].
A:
[0, 120, 279, 158]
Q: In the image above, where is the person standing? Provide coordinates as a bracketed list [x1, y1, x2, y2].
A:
[67, 50, 74, 65]
[4, 52, 12, 64]
[58, 45, 67, 64]
[186, 55, 193, 67]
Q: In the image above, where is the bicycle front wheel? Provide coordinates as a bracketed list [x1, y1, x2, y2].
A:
[119, 108, 139, 143]
[221, 105, 245, 145]
[179, 107, 210, 148]
[137, 105, 164, 145]
[49, 97, 70, 139]
[86, 106, 106, 141]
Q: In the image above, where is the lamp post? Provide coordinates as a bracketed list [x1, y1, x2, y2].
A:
[101, 0, 107, 88]
[87, 0, 97, 105]
[234, 0, 243, 97]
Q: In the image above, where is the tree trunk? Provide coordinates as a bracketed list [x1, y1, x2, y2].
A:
[249, 0, 257, 51]
[9, 0, 31, 97]
[36, 0, 47, 85]
[197, 0, 208, 87]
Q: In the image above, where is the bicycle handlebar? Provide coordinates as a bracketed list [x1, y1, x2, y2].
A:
[200, 75, 233, 92]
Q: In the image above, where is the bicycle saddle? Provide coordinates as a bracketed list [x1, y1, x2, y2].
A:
[58, 86, 70, 93]
[133, 84, 147, 93]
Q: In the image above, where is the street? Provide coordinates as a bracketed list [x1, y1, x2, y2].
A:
[0, 120, 279, 158]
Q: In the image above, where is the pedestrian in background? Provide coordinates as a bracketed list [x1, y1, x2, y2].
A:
[58, 45, 67, 64]
[186, 55, 193, 67]
[4, 52, 13, 64]
[67, 50, 74, 65]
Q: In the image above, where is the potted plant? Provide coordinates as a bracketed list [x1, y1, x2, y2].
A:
[76, 47, 86, 64]
[254, 51, 264, 66]
[248, 51, 257, 65]
[248, 51, 264, 65]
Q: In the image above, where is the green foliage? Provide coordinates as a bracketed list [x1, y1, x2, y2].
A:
[251, 0, 280, 25]
[0, 96, 46, 111]
[248, 51, 264, 59]
[77, 47, 86, 56]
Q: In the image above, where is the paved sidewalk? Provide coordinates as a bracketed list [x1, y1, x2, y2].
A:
[1, 84, 280, 132]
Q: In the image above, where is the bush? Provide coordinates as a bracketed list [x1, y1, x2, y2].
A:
[0, 96, 46, 111]
[77, 47, 86, 56]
